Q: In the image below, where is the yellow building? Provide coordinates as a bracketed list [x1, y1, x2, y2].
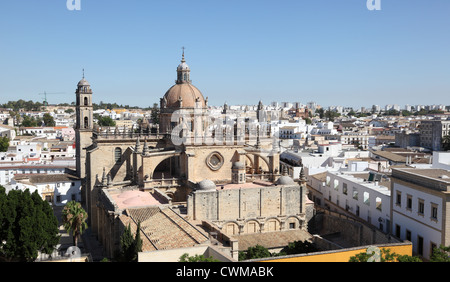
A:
[250, 242, 413, 262]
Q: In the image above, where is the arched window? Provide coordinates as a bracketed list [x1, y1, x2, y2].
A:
[114, 147, 122, 163]
[84, 117, 89, 129]
[84, 97, 88, 106]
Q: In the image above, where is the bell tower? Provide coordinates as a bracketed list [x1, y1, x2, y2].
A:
[75, 70, 93, 179]
[176, 47, 191, 84]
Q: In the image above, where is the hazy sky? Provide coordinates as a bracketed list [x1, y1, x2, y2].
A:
[0, 0, 449, 109]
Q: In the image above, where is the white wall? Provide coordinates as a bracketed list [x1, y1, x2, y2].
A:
[391, 181, 443, 259]
[322, 172, 391, 233]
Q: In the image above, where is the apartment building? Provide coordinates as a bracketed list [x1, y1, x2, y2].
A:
[419, 119, 450, 151]
[10, 173, 82, 206]
[307, 166, 391, 234]
[391, 167, 450, 260]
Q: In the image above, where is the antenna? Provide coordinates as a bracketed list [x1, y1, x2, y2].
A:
[38, 91, 66, 106]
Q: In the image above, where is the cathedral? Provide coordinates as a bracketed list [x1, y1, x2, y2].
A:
[75, 52, 313, 259]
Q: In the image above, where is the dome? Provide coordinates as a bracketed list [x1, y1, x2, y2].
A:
[197, 179, 216, 191]
[232, 162, 245, 169]
[177, 62, 190, 71]
[78, 78, 90, 86]
[276, 175, 295, 185]
[163, 83, 206, 108]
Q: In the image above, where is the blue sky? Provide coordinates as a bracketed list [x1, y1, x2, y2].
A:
[0, 0, 449, 109]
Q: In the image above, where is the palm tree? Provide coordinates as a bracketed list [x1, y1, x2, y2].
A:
[62, 201, 88, 247]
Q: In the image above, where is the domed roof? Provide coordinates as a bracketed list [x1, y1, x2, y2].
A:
[163, 83, 206, 109]
[232, 162, 245, 169]
[78, 78, 90, 86]
[197, 179, 216, 191]
[177, 62, 190, 71]
[276, 175, 295, 185]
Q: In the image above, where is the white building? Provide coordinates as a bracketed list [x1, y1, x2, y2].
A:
[391, 167, 450, 259]
[0, 165, 66, 186]
[308, 165, 391, 234]
[10, 173, 82, 206]
[338, 133, 373, 150]
[310, 122, 337, 135]
[0, 124, 16, 140]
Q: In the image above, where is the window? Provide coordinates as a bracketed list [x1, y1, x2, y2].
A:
[406, 230, 411, 241]
[114, 147, 122, 163]
[343, 183, 348, 195]
[431, 204, 438, 221]
[418, 236, 424, 256]
[353, 188, 358, 200]
[56, 195, 61, 202]
[206, 152, 224, 171]
[407, 195, 412, 210]
[418, 199, 424, 215]
[376, 197, 382, 211]
[431, 242, 437, 257]
[84, 117, 89, 129]
[395, 224, 401, 238]
[396, 191, 401, 206]
[363, 192, 370, 206]
[84, 97, 88, 106]
[334, 179, 339, 190]
[289, 223, 295, 229]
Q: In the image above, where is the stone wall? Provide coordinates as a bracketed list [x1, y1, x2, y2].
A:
[188, 184, 304, 222]
[313, 210, 401, 247]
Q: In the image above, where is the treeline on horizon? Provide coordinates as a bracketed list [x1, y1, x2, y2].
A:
[0, 99, 158, 111]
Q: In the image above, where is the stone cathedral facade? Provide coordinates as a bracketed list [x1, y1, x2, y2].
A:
[75, 53, 313, 258]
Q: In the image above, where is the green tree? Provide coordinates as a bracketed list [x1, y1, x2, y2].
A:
[21, 115, 40, 127]
[179, 253, 220, 262]
[325, 110, 340, 122]
[317, 108, 324, 119]
[0, 136, 9, 152]
[0, 187, 60, 262]
[151, 103, 160, 124]
[277, 240, 318, 256]
[429, 245, 450, 262]
[42, 113, 55, 127]
[239, 244, 272, 261]
[117, 222, 143, 262]
[62, 201, 88, 247]
[349, 247, 422, 262]
[401, 110, 412, 116]
[383, 109, 400, 116]
[97, 116, 116, 127]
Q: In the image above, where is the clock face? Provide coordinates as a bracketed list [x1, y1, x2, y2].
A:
[206, 152, 224, 171]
